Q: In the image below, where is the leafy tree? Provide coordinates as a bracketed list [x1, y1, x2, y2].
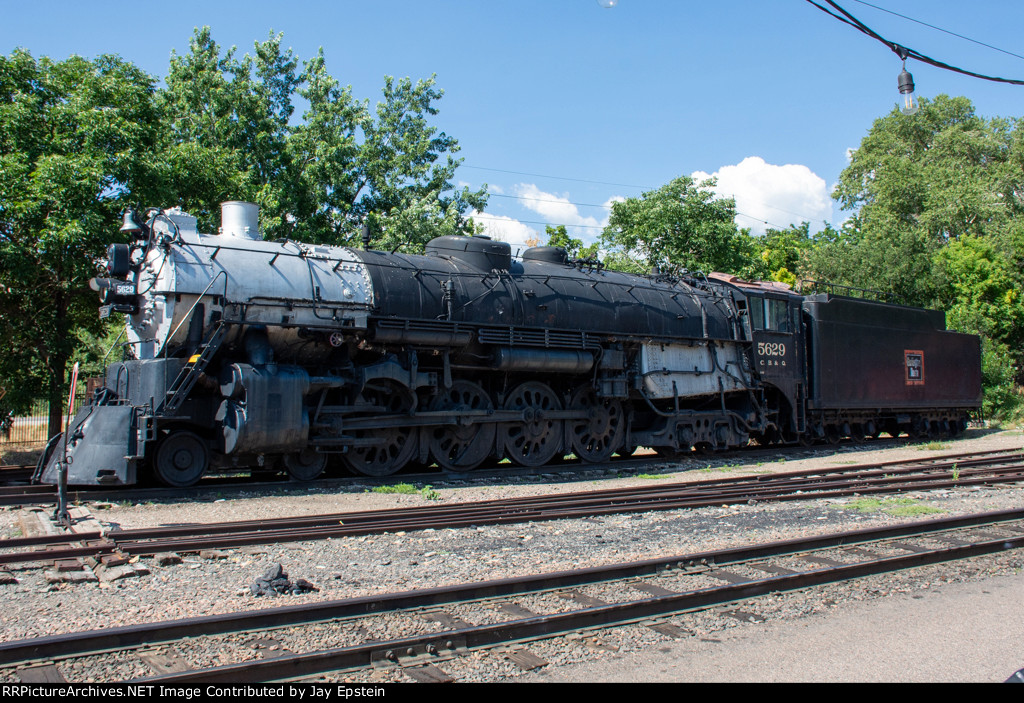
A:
[0, 30, 487, 437]
[834, 95, 1022, 243]
[600, 175, 754, 275]
[0, 49, 162, 436]
[802, 220, 940, 305]
[809, 95, 1024, 306]
[979, 338, 1022, 421]
[544, 225, 598, 260]
[156, 28, 487, 248]
[936, 235, 1024, 349]
[740, 222, 815, 286]
[805, 95, 1024, 416]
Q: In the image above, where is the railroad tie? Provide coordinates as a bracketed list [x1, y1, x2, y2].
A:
[705, 568, 750, 584]
[17, 663, 66, 683]
[504, 648, 548, 671]
[631, 581, 679, 597]
[403, 663, 454, 683]
[646, 622, 690, 639]
[557, 589, 610, 607]
[499, 603, 538, 618]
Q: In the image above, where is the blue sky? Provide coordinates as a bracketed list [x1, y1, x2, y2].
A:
[3, 1, 1023, 251]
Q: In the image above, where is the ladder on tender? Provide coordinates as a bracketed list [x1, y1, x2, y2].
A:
[794, 382, 807, 434]
[161, 321, 228, 414]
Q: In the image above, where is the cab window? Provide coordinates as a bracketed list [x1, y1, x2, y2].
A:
[749, 296, 790, 333]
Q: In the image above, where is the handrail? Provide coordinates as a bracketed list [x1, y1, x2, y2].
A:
[101, 325, 127, 364]
[163, 270, 228, 359]
[798, 279, 896, 303]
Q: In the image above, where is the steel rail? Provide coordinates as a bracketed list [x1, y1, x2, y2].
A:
[1, 457, 1022, 565]
[147, 530, 1024, 683]
[1, 444, 1016, 507]
[1, 508, 1021, 671]
[5, 448, 1022, 546]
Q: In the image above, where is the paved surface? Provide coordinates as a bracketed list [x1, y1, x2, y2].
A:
[520, 570, 1024, 683]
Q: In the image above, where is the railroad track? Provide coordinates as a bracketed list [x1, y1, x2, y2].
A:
[0, 464, 34, 484]
[2, 447, 1022, 568]
[0, 434, 1007, 508]
[1, 508, 1021, 683]
[0, 434, 925, 506]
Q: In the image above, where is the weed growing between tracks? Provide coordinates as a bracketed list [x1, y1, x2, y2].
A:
[836, 497, 945, 517]
[370, 483, 442, 501]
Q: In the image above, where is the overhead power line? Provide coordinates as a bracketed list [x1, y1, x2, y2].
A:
[462, 165, 648, 190]
[806, 0, 1024, 85]
[849, 0, 1024, 63]
[481, 184, 809, 230]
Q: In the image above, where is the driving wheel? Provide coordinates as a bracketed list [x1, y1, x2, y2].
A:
[567, 386, 624, 463]
[499, 381, 563, 467]
[340, 382, 417, 477]
[429, 380, 496, 471]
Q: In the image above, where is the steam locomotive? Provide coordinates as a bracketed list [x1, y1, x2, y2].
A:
[39, 202, 982, 487]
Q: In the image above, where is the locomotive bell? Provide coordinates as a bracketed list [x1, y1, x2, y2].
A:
[119, 209, 145, 238]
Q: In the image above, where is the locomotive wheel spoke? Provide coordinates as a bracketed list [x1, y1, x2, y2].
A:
[499, 381, 564, 467]
[153, 430, 208, 487]
[283, 448, 327, 481]
[568, 386, 624, 463]
[429, 381, 495, 472]
[340, 383, 417, 477]
[341, 427, 417, 477]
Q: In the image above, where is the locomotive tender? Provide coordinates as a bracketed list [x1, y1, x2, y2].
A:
[40, 202, 982, 487]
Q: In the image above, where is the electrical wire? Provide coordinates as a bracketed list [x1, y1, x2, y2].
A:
[806, 0, 1024, 85]
[849, 0, 1024, 63]
[476, 179, 807, 230]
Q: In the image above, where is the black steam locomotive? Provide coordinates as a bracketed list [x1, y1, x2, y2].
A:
[40, 202, 982, 487]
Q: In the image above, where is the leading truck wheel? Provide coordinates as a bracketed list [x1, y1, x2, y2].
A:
[154, 431, 209, 487]
[284, 449, 327, 481]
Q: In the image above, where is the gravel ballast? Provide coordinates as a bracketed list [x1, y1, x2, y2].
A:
[1, 428, 1022, 682]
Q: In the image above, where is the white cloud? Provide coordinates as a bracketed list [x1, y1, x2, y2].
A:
[514, 184, 604, 230]
[468, 210, 539, 254]
[692, 157, 832, 235]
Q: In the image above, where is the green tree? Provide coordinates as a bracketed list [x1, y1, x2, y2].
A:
[0, 49, 162, 435]
[600, 175, 753, 275]
[740, 222, 815, 286]
[156, 28, 487, 248]
[544, 224, 598, 260]
[805, 95, 1024, 416]
[808, 95, 1024, 306]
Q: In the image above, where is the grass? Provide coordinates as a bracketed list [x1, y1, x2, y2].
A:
[636, 473, 672, 480]
[370, 483, 441, 501]
[917, 441, 950, 451]
[838, 497, 944, 517]
[371, 483, 418, 495]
